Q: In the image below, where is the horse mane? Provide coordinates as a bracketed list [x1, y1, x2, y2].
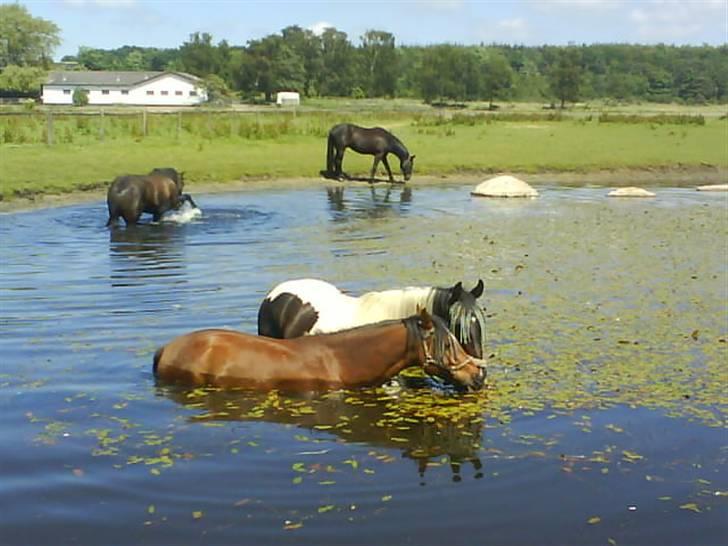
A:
[403, 314, 450, 363]
[432, 287, 487, 356]
[386, 132, 410, 161]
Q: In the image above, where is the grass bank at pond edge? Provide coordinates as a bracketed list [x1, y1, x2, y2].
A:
[1, 111, 726, 207]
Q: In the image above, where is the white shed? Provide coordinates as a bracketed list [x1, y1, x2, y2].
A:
[41, 71, 207, 106]
[276, 91, 300, 107]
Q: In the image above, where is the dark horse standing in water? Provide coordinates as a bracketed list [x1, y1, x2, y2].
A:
[106, 167, 197, 226]
[324, 123, 415, 183]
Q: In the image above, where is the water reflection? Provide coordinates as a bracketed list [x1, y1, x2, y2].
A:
[325, 184, 412, 222]
[108, 224, 186, 288]
[156, 384, 484, 484]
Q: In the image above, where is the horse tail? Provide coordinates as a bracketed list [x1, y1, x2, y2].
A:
[152, 345, 165, 375]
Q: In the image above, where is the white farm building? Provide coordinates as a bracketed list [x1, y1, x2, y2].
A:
[41, 71, 207, 106]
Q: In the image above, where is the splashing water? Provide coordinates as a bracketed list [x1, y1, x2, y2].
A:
[163, 201, 202, 223]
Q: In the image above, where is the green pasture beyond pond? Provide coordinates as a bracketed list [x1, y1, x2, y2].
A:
[1, 104, 726, 200]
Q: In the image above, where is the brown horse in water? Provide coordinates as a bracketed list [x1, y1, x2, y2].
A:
[153, 309, 486, 392]
[106, 167, 197, 226]
[324, 123, 415, 183]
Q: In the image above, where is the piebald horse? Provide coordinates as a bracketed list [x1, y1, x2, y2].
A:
[154, 309, 486, 392]
[325, 123, 415, 183]
[258, 278, 486, 359]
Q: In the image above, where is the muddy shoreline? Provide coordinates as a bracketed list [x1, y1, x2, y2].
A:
[1, 166, 725, 214]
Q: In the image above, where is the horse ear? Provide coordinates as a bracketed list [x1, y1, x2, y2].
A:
[418, 307, 433, 330]
[471, 279, 484, 298]
[410, 155, 416, 162]
[448, 282, 463, 305]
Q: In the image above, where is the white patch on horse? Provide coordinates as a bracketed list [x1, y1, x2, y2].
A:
[264, 280, 436, 335]
[355, 287, 435, 323]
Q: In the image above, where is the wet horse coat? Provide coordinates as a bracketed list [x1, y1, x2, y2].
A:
[325, 123, 415, 183]
[154, 311, 486, 392]
[258, 278, 487, 359]
[106, 168, 197, 226]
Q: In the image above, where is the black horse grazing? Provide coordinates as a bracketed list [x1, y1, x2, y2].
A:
[106, 167, 197, 226]
[325, 123, 415, 183]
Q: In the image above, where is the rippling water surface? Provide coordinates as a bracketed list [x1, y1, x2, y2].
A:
[1, 183, 726, 545]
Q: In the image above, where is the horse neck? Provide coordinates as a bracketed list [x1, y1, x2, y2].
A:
[388, 137, 410, 162]
[356, 287, 436, 322]
[327, 321, 420, 386]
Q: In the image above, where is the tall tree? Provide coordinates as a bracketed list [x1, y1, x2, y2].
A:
[318, 28, 356, 96]
[547, 48, 582, 108]
[0, 4, 60, 68]
[480, 49, 513, 108]
[360, 30, 398, 97]
[280, 25, 322, 96]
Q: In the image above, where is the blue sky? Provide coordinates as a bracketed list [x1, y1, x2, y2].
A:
[12, 0, 728, 60]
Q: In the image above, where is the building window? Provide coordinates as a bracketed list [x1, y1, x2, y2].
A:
[146, 90, 154, 96]
[161, 90, 169, 96]
[189, 90, 197, 96]
[175, 90, 183, 96]
[121, 90, 129, 95]
[102, 89, 110, 95]
[63, 89, 71, 95]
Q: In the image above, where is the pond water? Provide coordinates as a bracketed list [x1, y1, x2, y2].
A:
[1, 183, 726, 545]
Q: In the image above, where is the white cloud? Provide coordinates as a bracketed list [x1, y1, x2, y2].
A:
[498, 18, 527, 32]
[63, 0, 137, 7]
[308, 21, 334, 36]
[628, 1, 725, 42]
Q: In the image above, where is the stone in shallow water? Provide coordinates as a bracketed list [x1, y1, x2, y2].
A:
[696, 184, 728, 192]
[607, 187, 656, 198]
[471, 175, 539, 198]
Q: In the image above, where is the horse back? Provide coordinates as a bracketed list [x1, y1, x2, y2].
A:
[142, 175, 179, 212]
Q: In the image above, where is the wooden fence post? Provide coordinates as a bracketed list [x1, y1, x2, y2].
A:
[46, 111, 54, 146]
[99, 108, 105, 142]
[176, 111, 182, 140]
[142, 109, 147, 137]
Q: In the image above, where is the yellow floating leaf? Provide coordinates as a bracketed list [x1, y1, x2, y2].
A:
[192, 511, 203, 519]
[587, 516, 601, 525]
[679, 503, 701, 513]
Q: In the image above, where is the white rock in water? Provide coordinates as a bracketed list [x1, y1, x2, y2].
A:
[471, 175, 539, 198]
[696, 184, 728, 192]
[607, 187, 656, 198]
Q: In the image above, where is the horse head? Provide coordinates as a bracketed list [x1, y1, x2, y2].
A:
[446, 280, 486, 359]
[400, 155, 415, 181]
[412, 308, 486, 392]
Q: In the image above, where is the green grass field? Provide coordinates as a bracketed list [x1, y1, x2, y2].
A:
[1, 100, 726, 200]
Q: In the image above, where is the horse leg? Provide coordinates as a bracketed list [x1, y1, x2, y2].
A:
[369, 156, 382, 183]
[381, 155, 395, 183]
[335, 147, 346, 180]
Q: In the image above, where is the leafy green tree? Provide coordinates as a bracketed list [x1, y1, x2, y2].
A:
[547, 48, 582, 108]
[0, 4, 60, 68]
[178, 32, 221, 77]
[280, 25, 323, 96]
[480, 50, 513, 108]
[72, 88, 89, 106]
[0, 65, 46, 96]
[318, 28, 356, 96]
[360, 30, 398, 97]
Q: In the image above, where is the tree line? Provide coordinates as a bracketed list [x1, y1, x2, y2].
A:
[2, 4, 727, 106]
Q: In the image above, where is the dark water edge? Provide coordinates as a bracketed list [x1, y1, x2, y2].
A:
[0, 183, 726, 545]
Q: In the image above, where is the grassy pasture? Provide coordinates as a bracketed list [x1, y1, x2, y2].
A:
[0, 101, 726, 200]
